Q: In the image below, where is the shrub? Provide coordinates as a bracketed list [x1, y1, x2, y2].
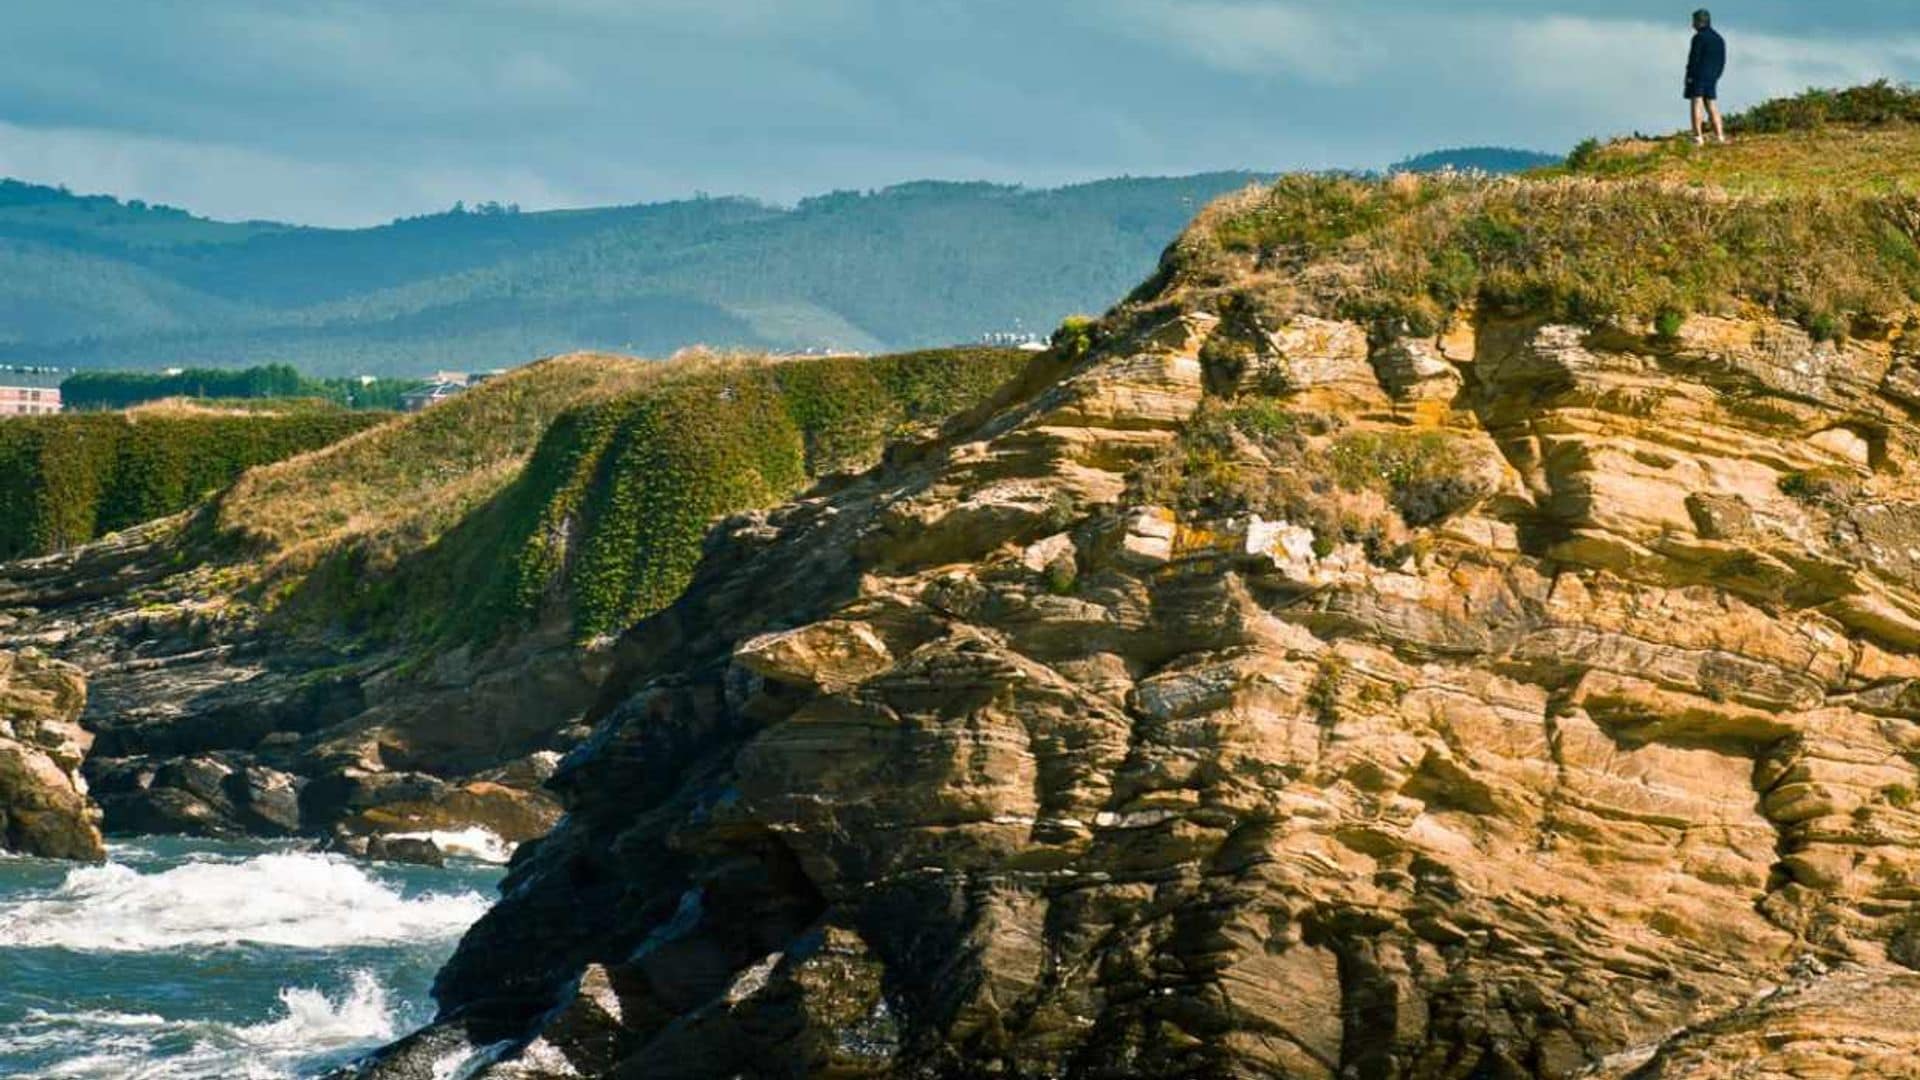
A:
[1131, 401, 1492, 560]
[1185, 170, 1920, 344]
[62, 364, 420, 411]
[1730, 81, 1920, 134]
[1779, 467, 1860, 505]
[1051, 316, 1098, 362]
[1326, 430, 1496, 526]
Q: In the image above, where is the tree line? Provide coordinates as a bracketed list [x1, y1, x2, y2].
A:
[60, 364, 424, 411]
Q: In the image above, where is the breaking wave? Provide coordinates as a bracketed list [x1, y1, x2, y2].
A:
[0, 969, 399, 1079]
[0, 850, 490, 951]
[386, 825, 517, 865]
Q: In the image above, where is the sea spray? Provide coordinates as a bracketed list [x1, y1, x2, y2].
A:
[7, 970, 400, 1078]
[0, 838, 503, 1077]
[0, 849, 490, 951]
[386, 826, 517, 865]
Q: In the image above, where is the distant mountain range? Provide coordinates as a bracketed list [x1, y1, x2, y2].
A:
[0, 147, 1557, 377]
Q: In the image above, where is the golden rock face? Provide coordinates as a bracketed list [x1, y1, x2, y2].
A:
[0, 648, 103, 862]
[409, 295, 1920, 1078]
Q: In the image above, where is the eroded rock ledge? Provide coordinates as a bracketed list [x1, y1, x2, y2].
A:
[0, 649, 103, 861]
[364, 300, 1920, 1078]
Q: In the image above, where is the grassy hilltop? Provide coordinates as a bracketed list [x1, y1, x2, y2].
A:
[1159, 83, 1920, 347]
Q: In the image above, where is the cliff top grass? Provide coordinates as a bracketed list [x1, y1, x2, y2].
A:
[197, 345, 1030, 644]
[1163, 83, 1920, 343]
[1555, 83, 1920, 196]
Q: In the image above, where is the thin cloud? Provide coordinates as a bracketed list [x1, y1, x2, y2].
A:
[1108, 1, 1385, 84]
[0, 120, 599, 226]
[1510, 15, 1920, 131]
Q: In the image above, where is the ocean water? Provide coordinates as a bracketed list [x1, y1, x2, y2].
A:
[0, 837, 503, 1079]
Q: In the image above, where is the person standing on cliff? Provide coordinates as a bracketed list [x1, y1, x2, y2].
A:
[1687, 9, 1728, 145]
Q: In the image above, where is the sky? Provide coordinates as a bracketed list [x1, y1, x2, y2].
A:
[0, 0, 1915, 227]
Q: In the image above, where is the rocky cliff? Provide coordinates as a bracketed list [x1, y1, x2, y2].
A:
[359, 115, 1920, 1078]
[0, 348, 1025, 861]
[0, 648, 103, 861]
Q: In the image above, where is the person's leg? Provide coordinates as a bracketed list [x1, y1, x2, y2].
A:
[1692, 98, 1707, 144]
[1708, 99, 1726, 143]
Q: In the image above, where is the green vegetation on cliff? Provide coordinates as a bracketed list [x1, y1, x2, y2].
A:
[206, 347, 1029, 643]
[1171, 85, 1920, 343]
[0, 404, 387, 559]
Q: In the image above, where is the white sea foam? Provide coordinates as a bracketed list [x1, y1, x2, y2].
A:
[5, 970, 401, 1079]
[387, 826, 518, 865]
[0, 850, 490, 951]
[430, 1039, 514, 1080]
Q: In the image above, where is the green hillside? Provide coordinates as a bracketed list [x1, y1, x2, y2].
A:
[0, 402, 387, 559]
[218, 347, 1031, 644]
[0, 175, 1262, 376]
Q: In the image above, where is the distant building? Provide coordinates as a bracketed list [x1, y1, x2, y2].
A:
[0, 368, 65, 417]
[400, 381, 465, 412]
[982, 330, 1048, 350]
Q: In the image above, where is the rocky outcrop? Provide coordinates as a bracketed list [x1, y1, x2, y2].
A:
[0, 518, 588, 854]
[0, 649, 103, 860]
[356, 289, 1920, 1078]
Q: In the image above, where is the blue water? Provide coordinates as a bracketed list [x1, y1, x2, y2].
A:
[0, 837, 502, 1079]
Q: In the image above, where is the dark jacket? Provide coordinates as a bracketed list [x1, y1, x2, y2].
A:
[1686, 27, 1726, 94]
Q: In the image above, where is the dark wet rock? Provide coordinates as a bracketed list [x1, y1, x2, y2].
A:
[366, 835, 446, 868]
[0, 516, 605, 849]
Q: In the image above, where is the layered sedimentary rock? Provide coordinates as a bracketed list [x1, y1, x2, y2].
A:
[0, 649, 104, 861]
[357, 295, 1920, 1078]
[0, 521, 581, 853]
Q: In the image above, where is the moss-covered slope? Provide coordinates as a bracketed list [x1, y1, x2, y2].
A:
[0, 405, 386, 560]
[271, 348, 1032, 643]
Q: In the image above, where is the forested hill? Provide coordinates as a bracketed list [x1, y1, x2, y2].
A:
[0, 173, 1265, 377]
[1389, 146, 1563, 174]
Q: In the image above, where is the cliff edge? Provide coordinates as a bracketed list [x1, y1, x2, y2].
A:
[365, 94, 1920, 1078]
